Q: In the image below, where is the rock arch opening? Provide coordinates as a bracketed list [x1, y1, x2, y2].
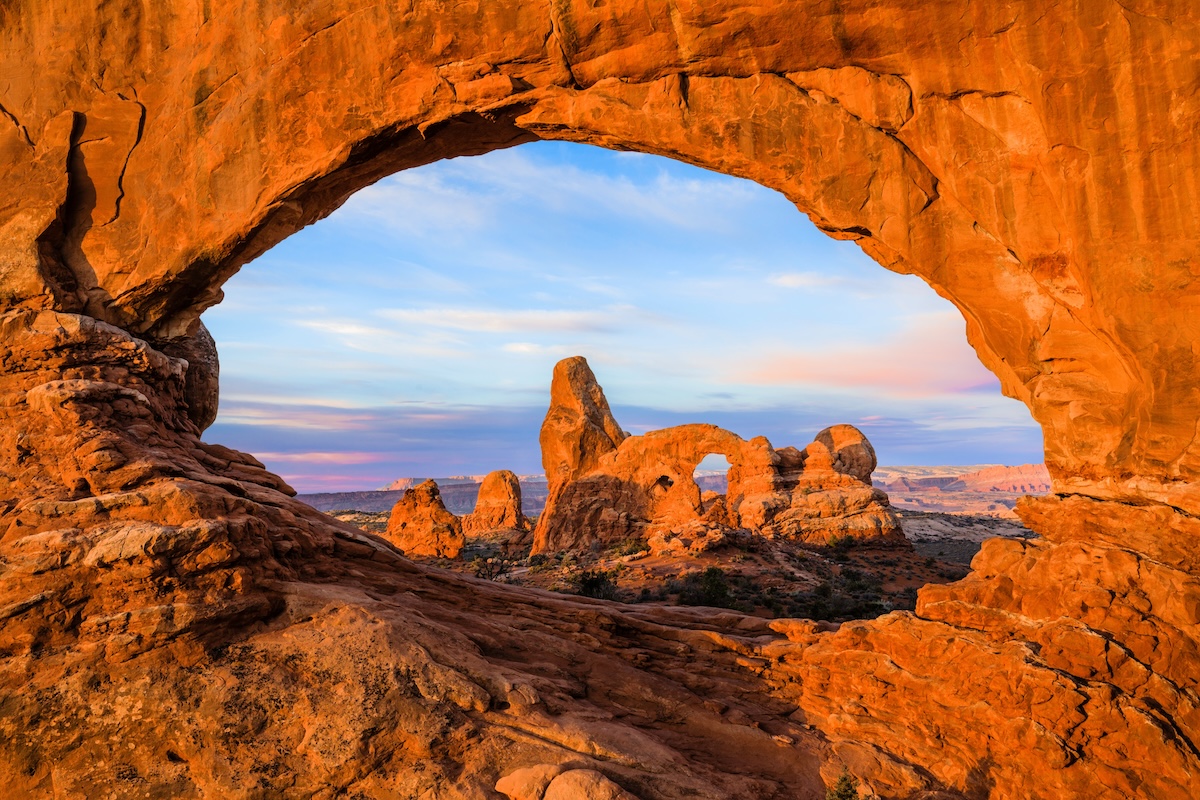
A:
[3, 5, 1198, 796]
[206, 141, 1041, 493]
[201, 140, 1042, 623]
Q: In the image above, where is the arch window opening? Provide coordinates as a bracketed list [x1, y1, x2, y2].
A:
[692, 452, 732, 521]
[204, 141, 1045, 621]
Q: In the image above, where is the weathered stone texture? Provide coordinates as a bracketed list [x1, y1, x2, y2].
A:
[462, 469, 528, 537]
[385, 479, 464, 558]
[533, 358, 901, 553]
[1, 2, 1199, 798]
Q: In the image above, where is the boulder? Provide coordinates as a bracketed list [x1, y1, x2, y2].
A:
[384, 480, 464, 558]
[814, 424, 877, 485]
[462, 469, 528, 537]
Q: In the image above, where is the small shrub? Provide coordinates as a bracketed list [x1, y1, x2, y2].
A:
[826, 768, 860, 800]
[671, 567, 735, 608]
[576, 569, 619, 600]
[828, 534, 856, 552]
[608, 536, 648, 557]
[471, 556, 512, 581]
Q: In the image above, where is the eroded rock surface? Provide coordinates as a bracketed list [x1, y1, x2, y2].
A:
[1, 2, 1199, 798]
[462, 469, 528, 538]
[534, 359, 901, 554]
[540, 357, 628, 497]
[385, 479, 464, 558]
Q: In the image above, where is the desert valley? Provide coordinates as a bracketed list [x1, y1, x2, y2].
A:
[307, 358, 1040, 625]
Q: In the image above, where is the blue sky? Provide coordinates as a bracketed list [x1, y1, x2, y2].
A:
[203, 141, 1044, 492]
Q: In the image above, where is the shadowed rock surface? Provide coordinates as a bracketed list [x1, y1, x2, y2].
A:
[1, 2, 1199, 798]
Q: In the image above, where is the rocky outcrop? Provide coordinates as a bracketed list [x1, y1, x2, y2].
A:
[3, 2, 1200, 797]
[534, 360, 901, 553]
[497, 765, 639, 800]
[158, 319, 220, 431]
[462, 469, 528, 536]
[385, 480, 464, 558]
[540, 357, 628, 497]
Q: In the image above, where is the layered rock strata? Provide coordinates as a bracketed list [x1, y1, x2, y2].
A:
[1, 2, 1199, 798]
[533, 359, 902, 553]
[384, 479, 464, 558]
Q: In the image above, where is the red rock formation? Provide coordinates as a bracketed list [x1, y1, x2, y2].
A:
[462, 469, 528, 536]
[385, 479, 464, 558]
[1, 2, 1199, 798]
[812, 424, 877, 485]
[540, 356, 628, 496]
[159, 319, 220, 431]
[497, 765, 639, 800]
[534, 364, 901, 553]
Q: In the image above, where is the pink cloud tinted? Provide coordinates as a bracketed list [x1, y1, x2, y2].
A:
[736, 312, 998, 396]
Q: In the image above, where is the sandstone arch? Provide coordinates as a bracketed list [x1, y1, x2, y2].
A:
[2, 2, 1199, 798]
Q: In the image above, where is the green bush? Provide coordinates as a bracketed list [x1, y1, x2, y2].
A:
[669, 567, 735, 608]
[826, 769, 860, 800]
[576, 569, 619, 600]
[607, 536, 648, 557]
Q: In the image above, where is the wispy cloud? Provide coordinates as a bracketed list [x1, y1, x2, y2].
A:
[377, 305, 650, 334]
[502, 342, 573, 355]
[214, 406, 386, 431]
[255, 451, 387, 465]
[292, 316, 471, 358]
[767, 271, 847, 289]
[734, 311, 997, 396]
[338, 147, 761, 240]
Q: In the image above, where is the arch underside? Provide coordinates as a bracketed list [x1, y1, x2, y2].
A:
[1, 1, 1199, 797]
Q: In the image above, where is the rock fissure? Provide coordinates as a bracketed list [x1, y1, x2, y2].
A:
[0, 101, 32, 147]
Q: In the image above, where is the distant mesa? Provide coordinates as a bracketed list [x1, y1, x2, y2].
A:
[876, 463, 1051, 517]
[880, 463, 1050, 494]
[531, 357, 904, 555]
[944, 463, 1051, 493]
[379, 477, 421, 491]
[379, 475, 485, 491]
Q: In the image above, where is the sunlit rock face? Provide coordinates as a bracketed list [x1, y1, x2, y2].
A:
[385, 479, 464, 558]
[532, 357, 902, 553]
[461, 469, 529, 538]
[1, 2, 1199, 798]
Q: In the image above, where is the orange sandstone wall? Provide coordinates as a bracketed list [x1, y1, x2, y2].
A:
[1, 3, 1199, 798]
[2, 1, 1200, 504]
